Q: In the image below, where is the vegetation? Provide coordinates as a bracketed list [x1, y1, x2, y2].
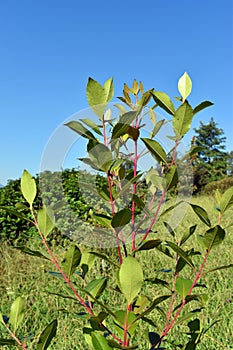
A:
[1, 73, 233, 349]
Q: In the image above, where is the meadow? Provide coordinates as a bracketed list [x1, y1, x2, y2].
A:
[0, 194, 232, 349]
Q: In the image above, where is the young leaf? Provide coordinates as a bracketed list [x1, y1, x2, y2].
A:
[178, 72, 192, 101]
[61, 245, 81, 279]
[220, 186, 233, 214]
[189, 204, 211, 227]
[141, 138, 168, 165]
[86, 78, 108, 118]
[37, 207, 54, 238]
[175, 277, 192, 299]
[119, 257, 143, 304]
[151, 91, 175, 115]
[111, 208, 131, 231]
[173, 101, 193, 138]
[37, 319, 58, 350]
[92, 331, 112, 350]
[203, 225, 225, 251]
[104, 77, 114, 103]
[21, 170, 37, 207]
[9, 296, 25, 332]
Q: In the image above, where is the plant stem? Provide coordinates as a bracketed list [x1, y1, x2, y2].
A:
[3, 323, 28, 349]
[123, 304, 131, 347]
[159, 249, 210, 345]
[31, 211, 95, 317]
[140, 189, 166, 244]
[131, 140, 138, 251]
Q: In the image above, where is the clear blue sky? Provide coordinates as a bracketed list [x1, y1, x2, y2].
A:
[0, 0, 232, 185]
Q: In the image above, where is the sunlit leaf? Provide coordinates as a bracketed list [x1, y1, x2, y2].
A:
[119, 257, 143, 304]
[142, 138, 168, 165]
[167, 241, 195, 270]
[178, 72, 192, 101]
[37, 206, 54, 237]
[173, 101, 193, 138]
[220, 186, 233, 214]
[92, 331, 112, 350]
[61, 245, 81, 279]
[175, 277, 192, 299]
[9, 296, 25, 332]
[189, 204, 211, 227]
[203, 225, 225, 251]
[21, 170, 37, 207]
[151, 91, 175, 115]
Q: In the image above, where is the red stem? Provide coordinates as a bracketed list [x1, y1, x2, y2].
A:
[4, 323, 28, 349]
[140, 189, 166, 243]
[159, 249, 210, 343]
[131, 140, 138, 251]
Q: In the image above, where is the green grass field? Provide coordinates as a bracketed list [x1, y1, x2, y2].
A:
[0, 195, 233, 349]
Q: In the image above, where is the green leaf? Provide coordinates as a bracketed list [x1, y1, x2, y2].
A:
[119, 257, 143, 304]
[181, 146, 204, 161]
[193, 101, 213, 115]
[0, 206, 33, 222]
[61, 245, 81, 279]
[165, 165, 178, 190]
[220, 186, 233, 214]
[133, 295, 150, 314]
[166, 241, 195, 270]
[202, 225, 225, 251]
[93, 214, 112, 228]
[180, 225, 197, 246]
[65, 121, 97, 140]
[173, 101, 193, 138]
[89, 252, 118, 268]
[111, 111, 138, 140]
[104, 77, 114, 103]
[146, 167, 165, 193]
[203, 263, 233, 275]
[178, 72, 192, 101]
[80, 118, 103, 136]
[174, 309, 201, 326]
[107, 339, 139, 349]
[133, 295, 171, 323]
[37, 319, 57, 350]
[189, 204, 211, 227]
[86, 78, 108, 118]
[14, 246, 50, 260]
[92, 331, 112, 350]
[20, 170, 37, 207]
[175, 277, 192, 299]
[152, 91, 175, 115]
[0, 339, 17, 346]
[37, 207, 54, 238]
[136, 239, 161, 252]
[111, 208, 131, 231]
[9, 296, 25, 332]
[88, 143, 112, 171]
[84, 277, 107, 300]
[141, 138, 168, 165]
[113, 310, 137, 338]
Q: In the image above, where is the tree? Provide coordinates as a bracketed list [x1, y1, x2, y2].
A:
[227, 150, 233, 176]
[193, 117, 228, 190]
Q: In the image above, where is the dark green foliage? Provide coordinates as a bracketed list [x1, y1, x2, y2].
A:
[193, 117, 229, 191]
[203, 176, 233, 194]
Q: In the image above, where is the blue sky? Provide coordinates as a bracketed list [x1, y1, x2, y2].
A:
[0, 0, 232, 185]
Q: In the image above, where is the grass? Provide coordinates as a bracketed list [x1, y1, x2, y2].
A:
[0, 194, 233, 349]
